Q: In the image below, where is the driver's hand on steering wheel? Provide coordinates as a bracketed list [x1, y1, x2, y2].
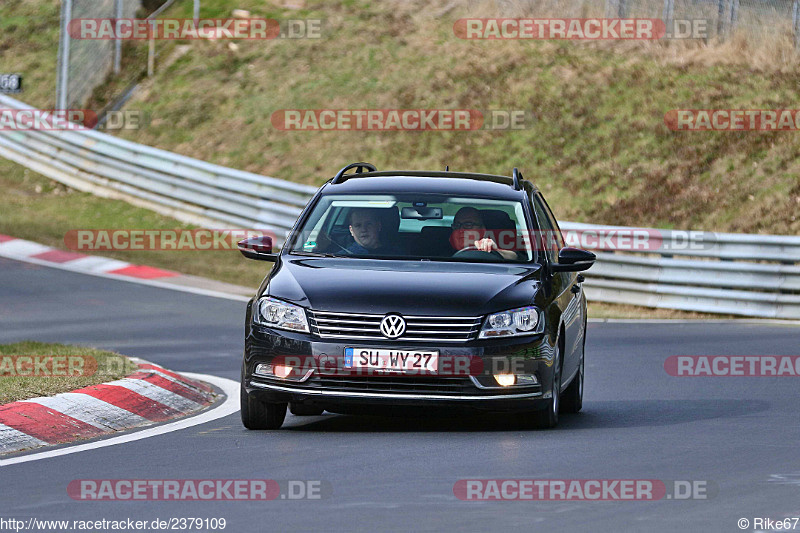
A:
[474, 238, 517, 260]
[473, 238, 498, 253]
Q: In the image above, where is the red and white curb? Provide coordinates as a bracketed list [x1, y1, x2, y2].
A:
[0, 234, 178, 280]
[0, 358, 216, 455]
[0, 233, 251, 301]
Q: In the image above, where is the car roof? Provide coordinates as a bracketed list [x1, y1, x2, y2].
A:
[321, 171, 537, 200]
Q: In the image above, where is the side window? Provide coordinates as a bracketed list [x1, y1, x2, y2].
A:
[531, 194, 558, 263]
[537, 193, 566, 250]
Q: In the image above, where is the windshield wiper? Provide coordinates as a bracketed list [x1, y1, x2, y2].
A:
[289, 251, 340, 258]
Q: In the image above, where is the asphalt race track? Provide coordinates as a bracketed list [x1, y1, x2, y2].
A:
[1, 257, 799, 533]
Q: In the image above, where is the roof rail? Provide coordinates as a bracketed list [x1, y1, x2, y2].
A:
[331, 162, 378, 184]
[511, 168, 522, 191]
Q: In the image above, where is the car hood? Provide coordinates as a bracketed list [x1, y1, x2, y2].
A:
[265, 257, 542, 316]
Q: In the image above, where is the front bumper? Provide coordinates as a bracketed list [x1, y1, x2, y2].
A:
[243, 324, 558, 413]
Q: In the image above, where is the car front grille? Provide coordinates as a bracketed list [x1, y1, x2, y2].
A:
[306, 310, 482, 343]
[310, 375, 476, 395]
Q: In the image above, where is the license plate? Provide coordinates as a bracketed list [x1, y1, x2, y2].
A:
[344, 348, 439, 374]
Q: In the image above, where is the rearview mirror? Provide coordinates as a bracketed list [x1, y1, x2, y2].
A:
[400, 206, 443, 220]
[238, 236, 278, 261]
[550, 247, 595, 273]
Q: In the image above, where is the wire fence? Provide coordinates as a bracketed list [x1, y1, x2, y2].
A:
[495, 0, 800, 46]
[608, 0, 797, 41]
[56, 0, 143, 110]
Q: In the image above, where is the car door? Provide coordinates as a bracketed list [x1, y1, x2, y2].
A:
[531, 192, 582, 384]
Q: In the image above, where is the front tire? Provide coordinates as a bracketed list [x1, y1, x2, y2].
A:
[240, 385, 287, 430]
[525, 342, 562, 429]
[560, 352, 583, 414]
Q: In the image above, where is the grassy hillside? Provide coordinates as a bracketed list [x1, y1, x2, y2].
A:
[0, 0, 61, 107]
[109, 0, 800, 235]
[3, 0, 797, 235]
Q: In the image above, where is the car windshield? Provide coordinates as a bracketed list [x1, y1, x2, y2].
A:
[285, 194, 536, 263]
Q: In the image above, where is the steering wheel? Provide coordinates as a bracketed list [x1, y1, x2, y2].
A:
[315, 232, 352, 255]
[453, 245, 504, 260]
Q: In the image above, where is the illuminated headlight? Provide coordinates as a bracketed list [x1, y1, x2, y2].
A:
[479, 306, 543, 338]
[254, 297, 309, 333]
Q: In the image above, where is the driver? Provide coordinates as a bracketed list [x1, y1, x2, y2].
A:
[347, 208, 395, 255]
[450, 207, 516, 260]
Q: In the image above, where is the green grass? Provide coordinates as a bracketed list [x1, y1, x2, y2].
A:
[109, 0, 800, 235]
[0, 1, 60, 108]
[0, 342, 138, 404]
[0, 159, 271, 288]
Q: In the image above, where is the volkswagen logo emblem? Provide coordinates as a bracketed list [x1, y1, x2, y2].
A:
[380, 314, 406, 339]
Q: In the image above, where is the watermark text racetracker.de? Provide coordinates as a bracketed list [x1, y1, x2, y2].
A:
[64, 229, 275, 252]
[68, 18, 322, 40]
[453, 18, 711, 40]
[447, 227, 716, 253]
[0, 516, 227, 531]
[271, 109, 534, 131]
[454, 479, 717, 500]
[666, 109, 800, 131]
[0, 109, 147, 131]
[68, 479, 331, 501]
[0, 355, 99, 377]
[665, 356, 800, 377]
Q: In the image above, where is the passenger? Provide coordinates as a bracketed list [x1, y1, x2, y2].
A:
[347, 208, 396, 255]
[450, 207, 516, 260]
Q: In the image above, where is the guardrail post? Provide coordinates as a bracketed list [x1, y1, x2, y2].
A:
[730, 0, 739, 31]
[662, 0, 675, 35]
[147, 21, 156, 77]
[793, 0, 800, 50]
[56, 0, 72, 109]
[605, 0, 628, 18]
[717, 0, 731, 40]
[114, 0, 123, 74]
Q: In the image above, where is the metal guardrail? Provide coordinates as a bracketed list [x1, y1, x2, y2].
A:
[0, 95, 316, 241]
[0, 94, 798, 318]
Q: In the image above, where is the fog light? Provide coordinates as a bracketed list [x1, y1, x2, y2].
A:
[494, 374, 516, 387]
[273, 364, 293, 379]
[517, 374, 538, 385]
[254, 363, 272, 376]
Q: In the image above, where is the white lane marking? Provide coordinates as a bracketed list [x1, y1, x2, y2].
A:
[0, 240, 52, 256]
[0, 373, 239, 467]
[22, 394, 150, 431]
[588, 318, 800, 325]
[66, 256, 131, 273]
[0, 424, 48, 454]
[0, 254, 249, 302]
[112, 378, 202, 412]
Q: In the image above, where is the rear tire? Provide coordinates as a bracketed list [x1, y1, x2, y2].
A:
[290, 403, 325, 416]
[241, 385, 287, 430]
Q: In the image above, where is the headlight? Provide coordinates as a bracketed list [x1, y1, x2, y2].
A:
[479, 306, 543, 338]
[254, 297, 309, 333]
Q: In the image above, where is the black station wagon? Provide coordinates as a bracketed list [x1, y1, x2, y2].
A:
[238, 163, 595, 429]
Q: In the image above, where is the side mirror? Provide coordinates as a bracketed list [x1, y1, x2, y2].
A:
[550, 247, 595, 273]
[238, 236, 278, 261]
